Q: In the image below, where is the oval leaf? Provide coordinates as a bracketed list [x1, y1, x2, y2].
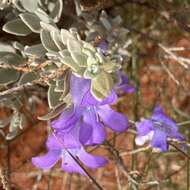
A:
[50, 0, 63, 23]
[48, 85, 63, 108]
[24, 44, 47, 57]
[40, 29, 59, 52]
[38, 102, 66, 120]
[91, 71, 113, 100]
[20, 13, 41, 33]
[3, 19, 32, 36]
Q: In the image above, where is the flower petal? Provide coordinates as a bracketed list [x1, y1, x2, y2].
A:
[135, 131, 154, 146]
[151, 106, 179, 135]
[83, 109, 106, 145]
[135, 119, 153, 136]
[77, 148, 108, 169]
[61, 150, 86, 175]
[70, 74, 91, 106]
[51, 105, 83, 131]
[118, 84, 135, 94]
[97, 105, 128, 132]
[55, 125, 81, 148]
[151, 130, 168, 152]
[46, 135, 63, 150]
[81, 89, 117, 106]
[32, 150, 61, 169]
[79, 122, 93, 145]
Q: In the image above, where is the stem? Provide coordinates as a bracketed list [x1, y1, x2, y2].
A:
[66, 150, 104, 190]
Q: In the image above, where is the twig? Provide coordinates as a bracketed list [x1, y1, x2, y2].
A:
[115, 167, 122, 190]
[160, 61, 180, 86]
[105, 141, 138, 186]
[169, 143, 190, 160]
[120, 145, 151, 156]
[159, 43, 188, 68]
[66, 150, 104, 190]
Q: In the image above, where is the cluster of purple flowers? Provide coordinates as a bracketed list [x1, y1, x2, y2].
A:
[32, 71, 135, 174]
[32, 43, 184, 174]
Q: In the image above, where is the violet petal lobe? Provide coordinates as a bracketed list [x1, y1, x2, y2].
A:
[97, 105, 128, 132]
[61, 150, 86, 175]
[32, 150, 61, 169]
[82, 109, 106, 145]
[77, 148, 108, 169]
[135, 119, 153, 136]
[51, 105, 83, 131]
[151, 130, 168, 152]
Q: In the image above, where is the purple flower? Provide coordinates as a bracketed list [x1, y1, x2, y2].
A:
[32, 134, 107, 175]
[116, 70, 135, 94]
[52, 75, 129, 146]
[98, 40, 108, 55]
[135, 106, 184, 152]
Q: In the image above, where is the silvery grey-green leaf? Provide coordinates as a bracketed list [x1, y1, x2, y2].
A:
[38, 102, 66, 121]
[61, 29, 75, 45]
[24, 44, 47, 57]
[59, 49, 71, 57]
[59, 56, 81, 72]
[40, 22, 58, 32]
[50, 0, 63, 23]
[40, 29, 59, 52]
[0, 43, 15, 53]
[0, 68, 20, 85]
[48, 84, 63, 108]
[13, 42, 24, 52]
[19, 13, 41, 33]
[19, 0, 39, 12]
[0, 52, 25, 65]
[35, 8, 53, 23]
[51, 30, 65, 50]
[3, 19, 32, 36]
[18, 72, 40, 85]
[70, 51, 87, 67]
[91, 71, 113, 100]
[67, 38, 82, 53]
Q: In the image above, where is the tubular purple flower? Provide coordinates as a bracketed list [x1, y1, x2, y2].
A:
[135, 105, 184, 152]
[51, 74, 129, 146]
[32, 135, 107, 175]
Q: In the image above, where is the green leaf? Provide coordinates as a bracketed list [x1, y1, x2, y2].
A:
[19, 72, 39, 85]
[38, 102, 66, 120]
[13, 42, 24, 52]
[55, 71, 70, 97]
[70, 51, 87, 67]
[20, 0, 38, 12]
[51, 30, 65, 50]
[24, 44, 47, 57]
[61, 29, 75, 45]
[50, 0, 63, 23]
[67, 38, 82, 53]
[35, 8, 53, 23]
[0, 68, 20, 85]
[59, 49, 71, 57]
[48, 85, 63, 108]
[19, 13, 41, 33]
[91, 71, 113, 100]
[40, 22, 58, 32]
[59, 56, 80, 72]
[0, 52, 25, 65]
[40, 29, 59, 52]
[3, 19, 32, 36]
